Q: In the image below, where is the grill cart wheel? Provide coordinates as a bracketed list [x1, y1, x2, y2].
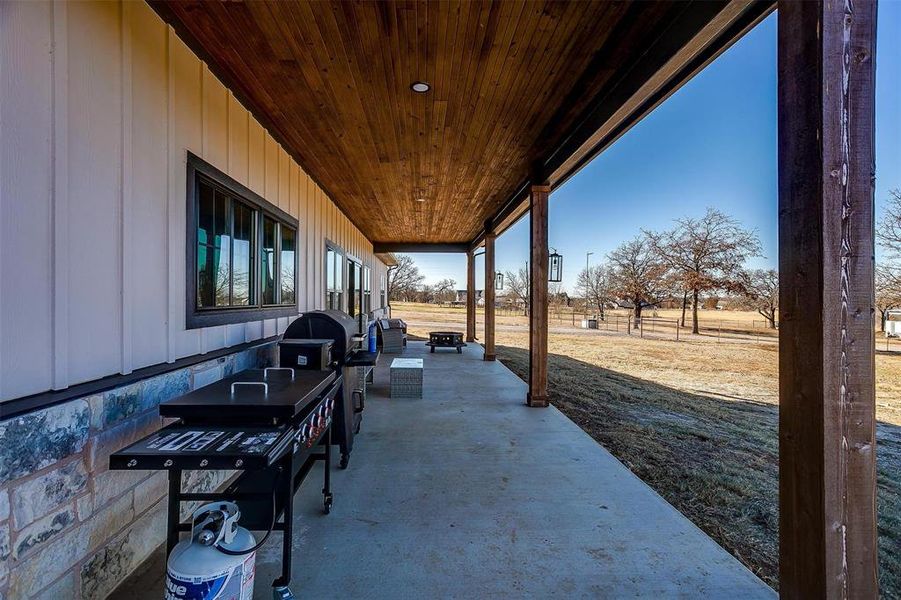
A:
[323, 491, 333, 514]
[273, 586, 296, 600]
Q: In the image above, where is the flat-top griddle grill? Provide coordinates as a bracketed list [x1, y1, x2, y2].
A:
[160, 368, 336, 422]
[110, 366, 341, 597]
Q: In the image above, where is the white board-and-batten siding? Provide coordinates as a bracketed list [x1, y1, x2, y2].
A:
[0, 0, 388, 402]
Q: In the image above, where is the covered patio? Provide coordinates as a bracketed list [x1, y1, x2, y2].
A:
[120, 341, 773, 598]
[0, 0, 880, 597]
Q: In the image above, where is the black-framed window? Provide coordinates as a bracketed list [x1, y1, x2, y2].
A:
[362, 266, 372, 314]
[347, 257, 363, 317]
[187, 153, 299, 329]
[326, 243, 344, 311]
[380, 275, 387, 308]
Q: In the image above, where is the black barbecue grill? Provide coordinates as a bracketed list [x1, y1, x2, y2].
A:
[280, 309, 378, 469]
[110, 366, 341, 597]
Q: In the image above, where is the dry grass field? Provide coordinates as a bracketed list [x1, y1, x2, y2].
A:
[393, 302, 901, 595]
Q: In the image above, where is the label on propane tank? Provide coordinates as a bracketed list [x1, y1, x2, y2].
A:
[165, 555, 254, 600]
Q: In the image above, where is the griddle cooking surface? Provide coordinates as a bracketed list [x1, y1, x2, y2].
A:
[160, 369, 337, 421]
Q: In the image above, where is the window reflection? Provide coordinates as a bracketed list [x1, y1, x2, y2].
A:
[233, 201, 254, 305]
[326, 246, 344, 310]
[281, 227, 296, 305]
[197, 185, 231, 308]
[193, 170, 299, 317]
[261, 216, 277, 305]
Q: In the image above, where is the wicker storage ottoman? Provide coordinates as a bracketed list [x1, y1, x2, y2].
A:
[390, 358, 423, 398]
[382, 328, 406, 354]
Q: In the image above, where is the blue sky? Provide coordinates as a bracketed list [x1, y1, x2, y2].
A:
[410, 7, 900, 291]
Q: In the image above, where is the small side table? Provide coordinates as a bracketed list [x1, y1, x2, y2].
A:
[390, 358, 423, 398]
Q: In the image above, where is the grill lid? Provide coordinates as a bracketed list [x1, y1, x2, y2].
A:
[283, 310, 357, 359]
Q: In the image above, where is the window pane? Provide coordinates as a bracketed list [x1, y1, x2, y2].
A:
[233, 201, 254, 306]
[261, 216, 277, 305]
[327, 248, 336, 290]
[213, 192, 231, 306]
[334, 252, 343, 291]
[197, 183, 230, 308]
[281, 226, 296, 305]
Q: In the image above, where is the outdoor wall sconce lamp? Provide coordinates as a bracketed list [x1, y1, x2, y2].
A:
[495, 271, 504, 290]
[549, 249, 563, 283]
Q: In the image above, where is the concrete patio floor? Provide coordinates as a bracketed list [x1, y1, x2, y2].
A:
[116, 341, 774, 599]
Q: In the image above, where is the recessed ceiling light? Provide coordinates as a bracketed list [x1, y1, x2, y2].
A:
[410, 81, 431, 93]
[415, 197, 426, 202]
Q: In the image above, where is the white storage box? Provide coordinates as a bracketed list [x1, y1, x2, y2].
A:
[390, 358, 423, 398]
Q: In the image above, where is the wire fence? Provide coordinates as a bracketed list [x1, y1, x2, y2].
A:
[398, 303, 901, 352]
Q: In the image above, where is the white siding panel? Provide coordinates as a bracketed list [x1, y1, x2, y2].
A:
[129, 2, 168, 370]
[304, 175, 314, 312]
[228, 94, 249, 185]
[66, 1, 122, 384]
[248, 119, 265, 197]
[264, 135, 278, 204]
[278, 147, 289, 212]
[202, 66, 228, 172]
[0, 1, 54, 400]
[169, 34, 202, 359]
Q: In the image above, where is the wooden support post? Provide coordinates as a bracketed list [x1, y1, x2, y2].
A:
[528, 184, 550, 407]
[466, 250, 476, 342]
[484, 224, 496, 361]
[778, 1, 877, 597]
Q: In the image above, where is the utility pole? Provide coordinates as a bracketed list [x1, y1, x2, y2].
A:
[586, 251, 593, 275]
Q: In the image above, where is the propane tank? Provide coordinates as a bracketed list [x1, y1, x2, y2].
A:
[368, 320, 377, 353]
[165, 502, 256, 600]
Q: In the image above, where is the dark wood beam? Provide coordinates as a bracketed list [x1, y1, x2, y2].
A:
[483, 224, 496, 362]
[466, 251, 476, 343]
[371, 242, 469, 254]
[527, 184, 550, 407]
[777, 0, 877, 596]
[473, 0, 776, 246]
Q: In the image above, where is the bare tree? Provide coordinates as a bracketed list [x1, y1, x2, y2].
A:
[878, 188, 901, 256]
[548, 282, 569, 316]
[504, 267, 530, 316]
[737, 268, 779, 329]
[431, 278, 457, 304]
[876, 264, 901, 331]
[646, 208, 761, 334]
[387, 255, 425, 302]
[576, 264, 612, 318]
[607, 236, 669, 328]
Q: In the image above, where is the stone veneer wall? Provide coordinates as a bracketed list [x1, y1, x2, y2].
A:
[0, 342, 277, 599]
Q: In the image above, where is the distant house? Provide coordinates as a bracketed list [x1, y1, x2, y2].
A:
[453, 290, 485, 306]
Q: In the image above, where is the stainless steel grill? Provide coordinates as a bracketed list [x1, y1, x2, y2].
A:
[280, 310, 378, 468]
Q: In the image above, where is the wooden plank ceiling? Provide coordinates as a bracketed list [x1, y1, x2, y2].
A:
[151, 1, 758, 246]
